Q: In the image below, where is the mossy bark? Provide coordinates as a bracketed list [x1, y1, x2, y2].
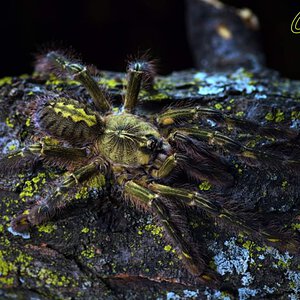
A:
[0, 67, 299, 299]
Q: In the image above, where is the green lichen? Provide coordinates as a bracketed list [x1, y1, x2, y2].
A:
[75, 187, 89, 200]
[282, 180, 288, 190]
[81, 246, 95, 259]
[5, 117, 14, 128]
[154, 78, 174, 90]
[98, 77, 124, 88]
[164, 245, 172, 252]
[242, 240, 254, 251]
[45, 74, 80, 86]
[234, 163, 243, 174]
[81, 227, 89, 234]
[19, 172, 46, 199]
[265, 112, 274, 121]
[38, 223, 57, 234]
[214, 103, 223, 110]
[0, 251, 16, 277]
[139, 89, 169, 101]
[0, 77, 12, 86]
[236, 111, 245, 117]
[291, 111, 300, 120]
[75, 175, 105, 200]
[199, 181, 212, 191]
[2, 215, 10, 222]
[20, 74, 29, 80]
[149, 92, 169, 101]
[144, 224, 163, 237]
[36, 268, 74, 287]
[275, 110, 285, 122]
[7, 144, 16, 152]
[277, 258, 291, 269]
[25, 118, 31, 127]
[246, 140, 258, 148]
[189, 221, 199, 229]
[265, 109, 285, 122]
[291, 223, 300, 231]
[0, 250, 33, 288]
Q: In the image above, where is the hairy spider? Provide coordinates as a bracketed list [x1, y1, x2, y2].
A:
[1, 51, 300, 287]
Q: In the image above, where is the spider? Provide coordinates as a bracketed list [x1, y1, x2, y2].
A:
[1, 50, 300, 287]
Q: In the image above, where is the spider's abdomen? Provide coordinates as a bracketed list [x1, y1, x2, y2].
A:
[34, 97, 104, 144]
[97, 113, 160, 166]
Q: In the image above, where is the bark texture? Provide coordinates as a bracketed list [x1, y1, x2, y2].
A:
[0, 67, 299, 299]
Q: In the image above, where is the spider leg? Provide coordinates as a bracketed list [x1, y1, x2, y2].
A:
[151, 154, 177, 178]
[149, 183, 299, 253]
[38, 51, 111, 112]
[157, 106, 299, 141]
[169, 128, 300, 171]
[0, 142, 88, 175]
[151, 130, 234, 187]
[11, 158, 109, 232]
[151, 151, 233, 187]
[123, 180, 218, 286]
[124, 60, 155, 112]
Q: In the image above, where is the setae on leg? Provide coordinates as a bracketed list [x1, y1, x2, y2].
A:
[123, 180, 218, 286]
[0, 142, 88, 174]
[124, 59, 156, 112]
[36, 51, 111, 112]
[149, 183, 299, 253]
[169, 128, 300, 172]
[12, 158, 109, 232]
[157, 106, 299, 141]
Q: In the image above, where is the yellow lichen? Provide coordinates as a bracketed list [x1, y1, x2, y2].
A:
[5, 117, 14, 128]
[81, 246, 95, 259]
[25, 118, 31, 127]
[265, 109, 285, 122]
[236, 111, 245, 117]
[81, 227, 89, 234]
[282, 180, 288, 190]
[0, 77, 12, 86]
[214, 103, 223, 110]
[164, 245, 172, 252]
[19, 172, 46, 199]
[7, 145, 17, 152]
[199, 181, 212, 191]
[38, 223, 57, 233]
[144, 224, 163, 237]
[291, 111, 300, 120]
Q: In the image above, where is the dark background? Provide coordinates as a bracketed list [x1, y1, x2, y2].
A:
[1, 0, 300, 78]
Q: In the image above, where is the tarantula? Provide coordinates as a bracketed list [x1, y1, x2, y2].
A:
[1, 51, 300, 287]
